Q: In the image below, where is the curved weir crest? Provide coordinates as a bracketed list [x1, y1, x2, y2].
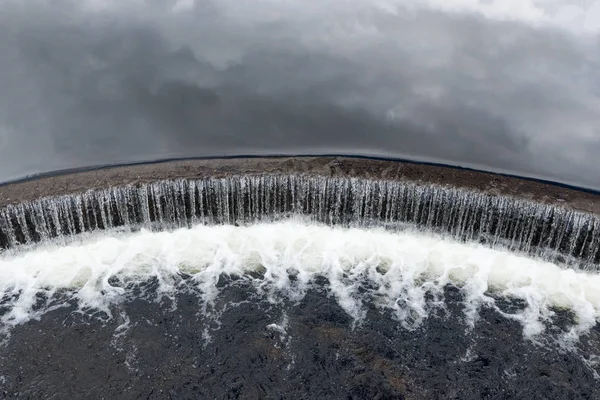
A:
[1, 174, 600, 269]
[1, 172, 600, 339]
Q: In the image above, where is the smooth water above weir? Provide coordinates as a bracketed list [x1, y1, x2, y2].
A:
[1, 174, 599, 269]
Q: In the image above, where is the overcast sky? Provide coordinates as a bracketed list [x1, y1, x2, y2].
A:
[1, 0, 600, 188]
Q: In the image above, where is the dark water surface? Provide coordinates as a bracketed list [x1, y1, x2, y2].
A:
[1, 279, 599, 400]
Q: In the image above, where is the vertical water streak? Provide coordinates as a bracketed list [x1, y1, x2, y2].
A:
[0, 175, 599, 269]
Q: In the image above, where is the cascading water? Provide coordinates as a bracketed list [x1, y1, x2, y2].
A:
[2, 172, 600, 399]
[1, 174, 599, 268]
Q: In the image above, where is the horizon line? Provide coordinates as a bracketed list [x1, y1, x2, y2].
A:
[2, 153, 599, 196]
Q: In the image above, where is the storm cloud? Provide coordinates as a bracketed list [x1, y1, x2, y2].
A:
[1, 0, 599, 188]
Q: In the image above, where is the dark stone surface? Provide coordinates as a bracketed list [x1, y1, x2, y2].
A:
[1, 280, 598, 399]
[1, 157, 600, 214]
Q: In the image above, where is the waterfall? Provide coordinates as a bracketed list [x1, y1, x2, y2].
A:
[1, 174, 599, 269]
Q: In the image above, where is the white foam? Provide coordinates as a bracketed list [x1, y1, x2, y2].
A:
[1, 221, 599, 338]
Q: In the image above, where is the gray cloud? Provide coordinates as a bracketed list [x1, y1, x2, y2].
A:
[0, 1, 599, 189]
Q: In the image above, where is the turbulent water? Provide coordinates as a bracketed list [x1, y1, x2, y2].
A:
[1, 220, 600, 339]
[2, 176, 600, 398]
[2, 175, 600, 268]
[1, 175, 600, 333]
